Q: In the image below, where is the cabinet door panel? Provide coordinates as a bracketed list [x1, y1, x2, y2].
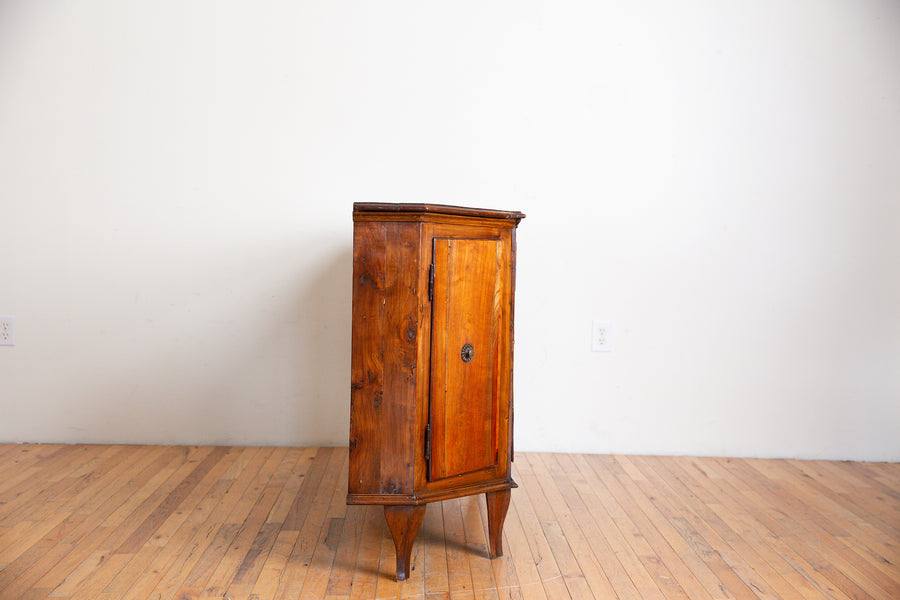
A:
[429, 238, 503, 480]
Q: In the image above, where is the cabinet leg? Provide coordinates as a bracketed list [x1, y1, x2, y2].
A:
[485, 489, 511, 558]
[384, 505, 426, 581]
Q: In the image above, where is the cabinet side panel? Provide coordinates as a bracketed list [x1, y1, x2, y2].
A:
[349, 221, 386, 496]
[507, 228, 517, 464]
[380, 221, 421, 495]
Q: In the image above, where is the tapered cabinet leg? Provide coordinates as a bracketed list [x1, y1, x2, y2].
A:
[485, 489, 511, 558]
[384, 505, 426, 581]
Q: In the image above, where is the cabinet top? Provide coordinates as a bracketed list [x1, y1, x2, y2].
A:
[354, 203, 525, 224]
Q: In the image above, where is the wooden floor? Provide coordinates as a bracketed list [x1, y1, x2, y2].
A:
[0, 446, 897, 600]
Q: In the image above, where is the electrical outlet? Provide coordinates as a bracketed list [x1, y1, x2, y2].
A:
[591, 320, 611, 352]
[0, 316, 15, 346]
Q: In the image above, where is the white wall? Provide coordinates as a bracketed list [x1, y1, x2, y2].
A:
[1, 1, 898, 460]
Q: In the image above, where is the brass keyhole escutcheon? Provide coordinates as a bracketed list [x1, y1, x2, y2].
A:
[461, 343, 475, 363]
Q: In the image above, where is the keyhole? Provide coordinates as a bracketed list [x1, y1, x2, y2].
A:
[461, 344, 475, 363]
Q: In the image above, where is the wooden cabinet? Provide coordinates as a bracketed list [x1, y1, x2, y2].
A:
[347, 202, 524, 580]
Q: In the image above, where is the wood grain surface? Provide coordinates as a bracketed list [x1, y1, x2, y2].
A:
[429, 238, 503, 481]
[1, 445, 898, 599]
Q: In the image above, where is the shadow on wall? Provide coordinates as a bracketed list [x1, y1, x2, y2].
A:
[67, 237, 353, 447]
[292, 245, 354, 447]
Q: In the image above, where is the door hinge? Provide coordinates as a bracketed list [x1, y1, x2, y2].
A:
[427, 263, 435, 302]
[424, 424, 432, 461]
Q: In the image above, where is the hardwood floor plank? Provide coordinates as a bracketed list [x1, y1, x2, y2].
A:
[501, 498, 548, 600]
[719, 457, 897, 600]
[663, 456, 806, 600]
[590, 455, 699, 600]
[645, 454, 798, 600]
[683, 456, 855, 600]
[193, 447, 287, 599]
[0, 445, 118, 526]
[848, 462, 900, 503]
[586, 455, 713, 600]
[512, 455, 570, 600]
[0, 445, 896, 600]
[48, 545, 113, 599]
[286, 452, 351, 600]
[543, 454, 639, 600]
[527, 454, 613, 600]
[267, 447, 320, 526]
[283, 446, 334, 531]
[0, 445, 89, 509]
[565, 453, 668, 600]
[441, 497, 477, 600]
[324, 502, 365, 598]
[0, 446, 177, 599]
[348, 506, 383, 600]
[612, 455, 731, 600]
[515, 455, 591, 600]
[272, 446, 345, 600]
[250, 529, 302, 600]
[88, 446, 242, 599]
[459, 494, 500, 600]
[782, 459, 900, 571]
[629, 456, 760, 600]
[115, 446, 226, 554]
[229, 453, 300, 590]
[0, 445, 151, 567]
[714, 454, 881, 600]
[475, 495, 521, 600]
[61, 448, 215, 600]
[137, 446, 273, 600]
[37, 448, 184, 596]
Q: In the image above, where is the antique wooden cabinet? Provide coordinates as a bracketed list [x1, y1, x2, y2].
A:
[348, 202, 524, 580]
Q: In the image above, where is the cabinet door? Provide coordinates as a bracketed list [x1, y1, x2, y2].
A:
[429, 238, 504, 480]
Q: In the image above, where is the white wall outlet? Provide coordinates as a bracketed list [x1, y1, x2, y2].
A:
[591, 320, 611, 352]
[0, 316, 15, 346]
